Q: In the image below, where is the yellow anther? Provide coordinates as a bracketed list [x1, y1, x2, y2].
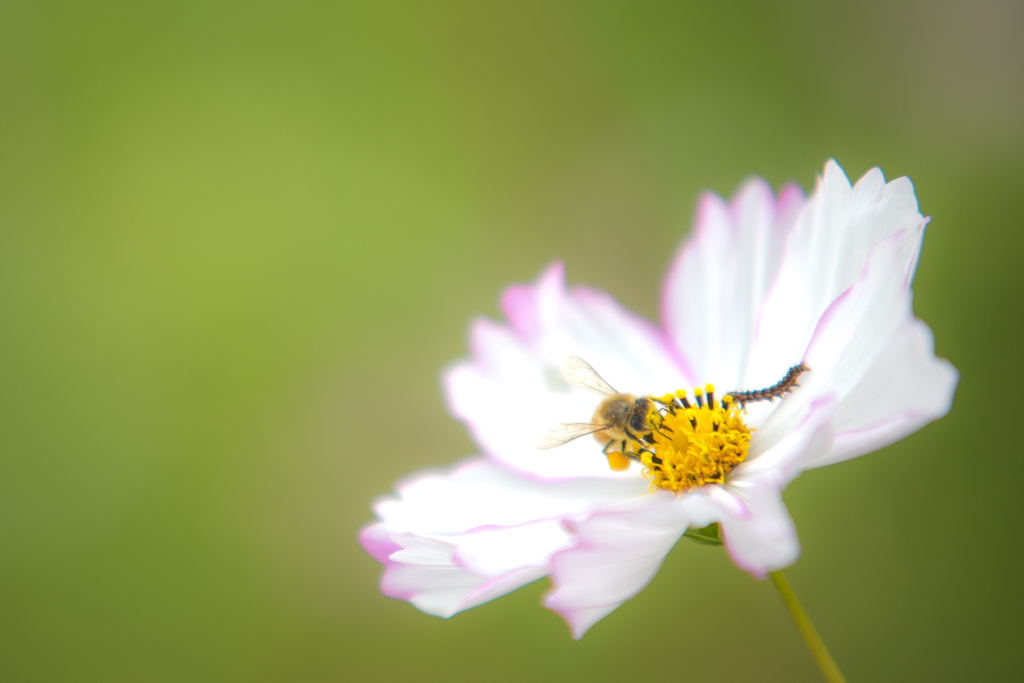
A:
[675, 389, 687, 398]
[704, 383, 715, 393]
[641, 387, 752, 494]
[693, 387, 703, 396]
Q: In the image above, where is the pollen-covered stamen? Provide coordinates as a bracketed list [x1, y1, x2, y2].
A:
[645, 385, 751, 493]
[675, 390, 692, 410]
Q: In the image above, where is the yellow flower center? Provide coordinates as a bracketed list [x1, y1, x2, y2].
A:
[641, 385, 752, 493]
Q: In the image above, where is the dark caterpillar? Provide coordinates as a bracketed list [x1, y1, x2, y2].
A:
[725, 363, 809, 407]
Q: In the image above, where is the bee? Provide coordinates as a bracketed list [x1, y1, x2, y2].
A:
[537, 356, 655, 461]
[537, 356, 810, 466]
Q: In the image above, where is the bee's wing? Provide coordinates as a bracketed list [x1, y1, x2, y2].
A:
[537, 422, 608, 450]
[561, 356, 618, 396]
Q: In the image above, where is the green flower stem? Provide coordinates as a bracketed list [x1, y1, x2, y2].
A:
[769, 571, 847, 683]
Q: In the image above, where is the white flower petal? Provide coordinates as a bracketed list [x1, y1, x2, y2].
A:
[674, 487, 744, 528]
[360, 458, 648, 618]
[662, 179, 805, 389]
[722, 398, 836, 577]
[365, 520, 562, 617]
[543, 496, 690, 639]
[745, 161, 928, 396]
[703, 484, 751, 520]
[737, 397, 837, 485]
[375, 458, 649, 533]
[388, 533, 457, 566]
[549, 605, 621, 639]
[445, 263, 690, 480]
[362, 522, 496, 618]
[811, 326, 957, 469]
[719, 483, 799, 580]
[454, 522, 578, 577]
[360, 524, 559, 619]
[754, 232, 957, 464]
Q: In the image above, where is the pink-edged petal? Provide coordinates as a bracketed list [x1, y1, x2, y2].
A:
[388, 533, 457, 566]
[745, 161, 929, 396]
[703, 484, 751, 520]
[543, 495, 690, 639]
[551, 605, 620, 638]
[807, 299, 957, 468]
[663, 178, 804, 389]
[737, 398, 837, 485]
[360, 458, 649, 618]
[754, 232, 957, 463]
[375, 458, 648, 533]
[364, 522, 550, 617]
[445, 263, 690, 480]
[672, 485, 750, 528]
[719, 483, 799, 580]
[824, 413, 940, 468]
[722, 398, 836, 578]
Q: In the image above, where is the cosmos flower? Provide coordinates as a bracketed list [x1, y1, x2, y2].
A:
[359, 160, 958, 639]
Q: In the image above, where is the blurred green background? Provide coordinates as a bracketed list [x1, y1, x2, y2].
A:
[1, 1, 1021, 681]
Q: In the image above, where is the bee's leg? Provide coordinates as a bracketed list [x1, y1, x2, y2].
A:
[621, 439, 644, 462]
[602, 438, 639, 465]
[622, 430, 658, 463]
[624, 427, 652, 446]
[637, 446, 660, 464]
